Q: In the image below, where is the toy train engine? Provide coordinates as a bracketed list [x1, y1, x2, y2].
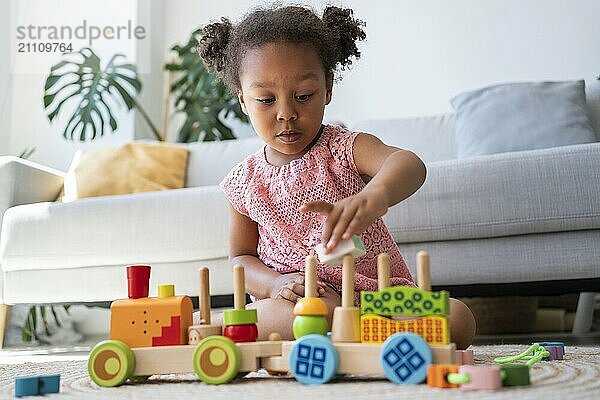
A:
[110, 265, 193, 348]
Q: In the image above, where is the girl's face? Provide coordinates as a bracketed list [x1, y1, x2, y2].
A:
[237, 42, 332, 163]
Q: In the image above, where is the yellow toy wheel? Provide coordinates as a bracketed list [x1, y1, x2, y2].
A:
[88, 340, 135, 387]
[193, 336, 240, 384]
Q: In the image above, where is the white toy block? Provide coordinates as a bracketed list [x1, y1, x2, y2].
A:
[315, 235, 366, 265]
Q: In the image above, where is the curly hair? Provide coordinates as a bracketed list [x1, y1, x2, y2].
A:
[197, 5, 366, 92]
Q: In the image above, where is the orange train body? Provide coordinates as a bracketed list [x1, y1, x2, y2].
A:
[110, 296, 193, 348]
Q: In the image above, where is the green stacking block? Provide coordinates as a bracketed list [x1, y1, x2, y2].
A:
[361, 286, 449, 316]
[223, 309, 257, 326]
[501, 364, 530, 386]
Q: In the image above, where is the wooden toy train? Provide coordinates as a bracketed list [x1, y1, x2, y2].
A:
[88, 240, 465, 387]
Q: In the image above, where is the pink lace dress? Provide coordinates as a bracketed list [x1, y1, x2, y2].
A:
[220, 125, 415, 303]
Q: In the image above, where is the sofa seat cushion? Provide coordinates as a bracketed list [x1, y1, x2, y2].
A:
[384, 142, 600, 243]
[0, 186, 229, 273]
[399, 230, 600, 286]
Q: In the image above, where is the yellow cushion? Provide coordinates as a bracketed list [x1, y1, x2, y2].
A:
[61, 142, 189, 202]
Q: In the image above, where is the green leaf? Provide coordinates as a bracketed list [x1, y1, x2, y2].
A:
[43, 47, 153, 141]
[166, 26, 249, 142]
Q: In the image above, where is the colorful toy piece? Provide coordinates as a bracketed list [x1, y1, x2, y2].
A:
[452, 365, 503, 391]
[361, 314, 449, 345]
[193, 335, 241, 384]
[494, 343, 550, 367]
[360, 286, 449, 317]
[223, 265, 258, 343]
[500, 364, 530, 387]
[15, 375, 60, 397]
[380, 332, 432, 384]
[289, 334, 339, 384]
[111, 266, 192, 348]
[88, 340, 135, 387]
[293, 256, 328, 339]
[127, 265, 151, 298]
[535, 341, 565, 360]
[455, 348, 474, 365]
[315, 235, 365, 265]
[427, 364, 459, 388]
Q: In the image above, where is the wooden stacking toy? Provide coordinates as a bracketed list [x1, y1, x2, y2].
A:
[188, 267, 222, 344]
[223, 265, 258, 342]
[292, 255, 328, 338]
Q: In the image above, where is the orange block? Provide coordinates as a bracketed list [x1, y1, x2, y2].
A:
[110, 296, 193, 348]
[427, 364, 459, 388]
[360, 314, 449, 345]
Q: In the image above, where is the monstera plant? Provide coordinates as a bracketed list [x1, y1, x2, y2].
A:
[43, 47, 161, 141]
[165, 27, 248, 142]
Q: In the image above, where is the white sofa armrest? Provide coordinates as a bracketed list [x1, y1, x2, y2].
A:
[0, 156, 65, 228]
[0, 156, 65, 302]
[0, 186, 229, 272]
[384, 142, 600, 243]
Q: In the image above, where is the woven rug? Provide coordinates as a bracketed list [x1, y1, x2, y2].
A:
[1, 345, 598, 399]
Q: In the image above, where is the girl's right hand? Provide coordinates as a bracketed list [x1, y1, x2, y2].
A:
[270, 273, 327, 303]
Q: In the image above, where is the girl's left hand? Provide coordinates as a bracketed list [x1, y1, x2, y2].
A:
[299, 190, 388, 253]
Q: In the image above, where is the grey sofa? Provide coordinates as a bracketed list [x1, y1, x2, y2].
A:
[1, 82, 599, 347]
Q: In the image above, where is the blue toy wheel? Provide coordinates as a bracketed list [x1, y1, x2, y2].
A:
[380, 332, 432, 384]
[289, 334, 339, 384]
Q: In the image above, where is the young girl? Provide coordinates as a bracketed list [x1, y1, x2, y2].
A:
[198, 5, 475, 349]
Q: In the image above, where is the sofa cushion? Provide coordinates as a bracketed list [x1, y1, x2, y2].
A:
[585, 79, 600, 140]
[451, 80, 597, 158]
[61, 142, 189, 202]
[384, 142, 600, 243]
[352, 114, 456, 162]
[186, 137, 263, 187]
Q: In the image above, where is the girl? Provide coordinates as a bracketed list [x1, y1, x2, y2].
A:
[198, 5, 475, 349]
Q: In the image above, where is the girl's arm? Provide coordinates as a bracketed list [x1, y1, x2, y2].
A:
[227, 201, 278, 300]
[227, 202, 323, 301]
[300, 133, 426, 252]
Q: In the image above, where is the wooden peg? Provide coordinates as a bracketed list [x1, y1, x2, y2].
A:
[331, 255, 360, 342]
[377, 253, 391, 290]
[417, 251, 431, 291]
[233, 264, 246, 310]
[342, 255, 355, 308]
[198, 267, 211, 324]
[305, 255, 317, 298]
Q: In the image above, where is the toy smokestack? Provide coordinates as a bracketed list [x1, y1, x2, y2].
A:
[126, 265, 151, 299]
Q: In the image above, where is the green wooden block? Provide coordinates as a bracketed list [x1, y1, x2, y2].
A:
[223, 309, 257, 326]
[501, 364, 530, 386]
[360, 286, 449, 316]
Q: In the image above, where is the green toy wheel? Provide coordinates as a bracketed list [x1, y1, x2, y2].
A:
[193, 336, 241, 384]
[88, 340, 135, 387]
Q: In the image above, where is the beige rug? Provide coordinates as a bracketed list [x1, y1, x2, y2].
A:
[1, 345, 599, 399]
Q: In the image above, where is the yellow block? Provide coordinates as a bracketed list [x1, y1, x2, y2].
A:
[360, 314, 449, 345]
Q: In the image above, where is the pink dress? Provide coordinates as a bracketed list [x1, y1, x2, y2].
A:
[220, 125, 415, 303]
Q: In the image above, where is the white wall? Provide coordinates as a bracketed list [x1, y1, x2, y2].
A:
[155, 0, 600, 131]
[0, 0, 12, 155]
[5, 0, 141, 170]
[4, 0, 600, 168]
[332, 0, 600, 124]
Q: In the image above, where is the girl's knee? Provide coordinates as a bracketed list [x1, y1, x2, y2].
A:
[449, 298, 476, 349]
